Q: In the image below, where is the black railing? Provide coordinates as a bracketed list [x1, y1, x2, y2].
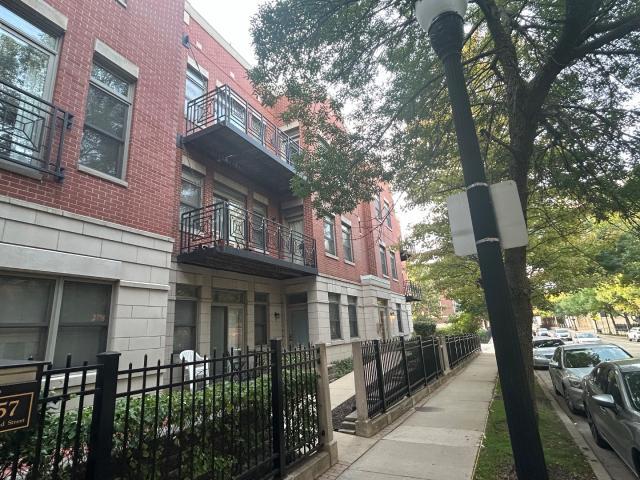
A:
[181, 202, 318, 269]
[362, 335, 479, 418]
[185, 85, 301, 166]
[445, 334, 481, 368]
[404, 281, 422, 302]
[0, 80, 72, 179]
[1, 340, 320, 480]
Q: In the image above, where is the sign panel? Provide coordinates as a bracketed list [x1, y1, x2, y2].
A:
[0, 381, 38, 434]
[447, 180, 528, 256]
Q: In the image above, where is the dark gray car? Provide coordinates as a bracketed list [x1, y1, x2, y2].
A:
[549, 343, 632, 413]
[582, 358, 640, 477]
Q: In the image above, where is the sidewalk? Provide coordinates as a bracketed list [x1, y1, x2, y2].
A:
[330, 371, 356, 409]
[322, 352, 498, 480]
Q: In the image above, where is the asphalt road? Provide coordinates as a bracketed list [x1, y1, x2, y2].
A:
[535, 334, 639, 480]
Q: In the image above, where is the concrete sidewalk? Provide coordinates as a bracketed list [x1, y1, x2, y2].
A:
[322, 352, 498, 480]
[330, 371, 356, 409]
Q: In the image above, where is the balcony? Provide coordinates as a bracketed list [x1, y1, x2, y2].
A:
[0, 80, 72, 179]
[179, 202, 318, 279]
[404, 281, 422, 302]
[183, 85, 301, 194]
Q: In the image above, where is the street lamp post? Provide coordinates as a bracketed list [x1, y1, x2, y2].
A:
[415, 1, 548, 478]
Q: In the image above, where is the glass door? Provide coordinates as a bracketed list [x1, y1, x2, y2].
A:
[285, 216, 305, 264]
[288, 306, 309, 345]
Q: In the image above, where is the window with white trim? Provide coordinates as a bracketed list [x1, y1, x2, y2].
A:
[185, 65, 207, 115]
[173, 284, 198, 355]
[383, 200, 392, 228]
[79, 61, 134, 179]
[348, 296, 359, 338]
[379, 245, 388, 276]
[329, 293, 342, 340]
[324, 217, 336, 256]
[342, 222, 353, 262]
[390, 251, 398, 279]
[0, 274, 111, 368]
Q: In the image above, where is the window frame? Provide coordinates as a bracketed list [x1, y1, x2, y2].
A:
[180, 166, 204, 214]
[389, 250, 398, 279]
[324, 217, 337, 256]
[185, 64, 207, 115]
[379, 245, 388, 277]
[348, 296, 358, 338]
[341, 222, 353, 262]
[0, 273, 113, 367]
[79, 59, 135, 180]
[329, 293, 342, 340]
[173, 284, 199, 355]
[374, 195, 382, 220]
[396, 303, 403, 333]
[383, 200, 392, 228]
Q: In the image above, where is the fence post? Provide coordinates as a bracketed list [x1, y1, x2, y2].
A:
[315, 344, 338, 465]
[417, 336, 428, 386]
[373, 340, 387, 412]
[352, 341, 369, 421]
[439, 336, 451, 373]
[87, 351, 120, 480]
[270, 339, 286, 478]
[399, 336, 411, 396]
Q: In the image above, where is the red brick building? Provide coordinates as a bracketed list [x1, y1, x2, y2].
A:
[0, 0, 416, 366]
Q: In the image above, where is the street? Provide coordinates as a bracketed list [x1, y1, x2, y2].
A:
[536, 334, 640, 480]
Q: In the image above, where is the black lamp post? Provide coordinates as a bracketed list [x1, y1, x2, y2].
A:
[414, 1, 548, 478]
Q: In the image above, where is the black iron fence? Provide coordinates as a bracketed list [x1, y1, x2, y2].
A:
[445, 334, 481, 369]
[0, 340, 320, 480]
[0, 80, 72, 180]
[362, 334, 479, 418]
[180, 201, 317, 269]
[185, 85, 301, 165]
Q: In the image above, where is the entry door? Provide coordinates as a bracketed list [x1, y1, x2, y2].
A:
[211, 305, 244, 354]
[377, 308, 388, 340]
[288, 307, 309, 345]
[285, 217, 305, 265]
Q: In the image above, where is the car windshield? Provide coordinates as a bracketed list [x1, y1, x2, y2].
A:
[533, 339, 564, 348]
[576, 333, 596, 338]
[623, 372, 640, 411]
[563, 347, 630, 368]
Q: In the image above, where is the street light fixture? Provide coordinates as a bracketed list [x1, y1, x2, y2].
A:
[414, 1, 548, 478]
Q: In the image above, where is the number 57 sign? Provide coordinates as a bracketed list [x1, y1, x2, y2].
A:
[0, 382, 38, 434]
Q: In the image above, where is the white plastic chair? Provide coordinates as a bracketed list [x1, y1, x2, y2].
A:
[179, 350, 206, 391]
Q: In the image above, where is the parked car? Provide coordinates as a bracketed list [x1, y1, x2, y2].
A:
[549, 343, 632, 413]
[532, 337, 565, 368]
[582, 358, 640, 477]
[628, 327, 640, 342]
[536, 328, 550, 337]
[552, 328, 572, 341]
[573, 332, 602, 345]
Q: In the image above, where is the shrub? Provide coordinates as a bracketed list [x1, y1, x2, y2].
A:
[413, 320, 437, 338]
[331, 358, 353, 380]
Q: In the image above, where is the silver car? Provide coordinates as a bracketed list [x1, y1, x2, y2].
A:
[549, 343, 632, 413]
[532, 337, 564, 368]
[582, 359, 640, 477]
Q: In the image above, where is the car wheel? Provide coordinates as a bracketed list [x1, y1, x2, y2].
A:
[586, 406, 609, 449]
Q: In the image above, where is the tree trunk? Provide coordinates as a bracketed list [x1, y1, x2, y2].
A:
[622, 313, 631, 329]
[609, 313, 618, 335]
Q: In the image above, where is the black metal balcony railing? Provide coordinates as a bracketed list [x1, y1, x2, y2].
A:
[185, 84, 301, 165]
[180, 201, 317, 270]
[404, 281, 422, 302]
[0, 80, 72, 179]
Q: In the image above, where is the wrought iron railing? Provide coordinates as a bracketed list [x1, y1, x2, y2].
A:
[0, 80, 72, 179]
[180, 201, 318, 269]
[404, 281, 422, 302]
[185, 84, 301, 166]
[1, 341, 321, 480]
[445, 333, 481, 368]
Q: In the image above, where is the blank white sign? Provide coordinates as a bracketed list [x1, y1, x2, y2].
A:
[447, 180, 528, 256]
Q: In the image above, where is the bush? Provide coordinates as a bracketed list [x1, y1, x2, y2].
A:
[413, 320, 437, 338]
[439, 312, 482, 336]
[331, 358, 353, 380]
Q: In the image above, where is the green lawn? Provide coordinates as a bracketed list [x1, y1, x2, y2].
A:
[474, 382, 597, 480]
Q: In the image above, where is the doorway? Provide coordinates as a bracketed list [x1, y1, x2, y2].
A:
[377, 299, 388, 340]
[210, 305, 244, 355]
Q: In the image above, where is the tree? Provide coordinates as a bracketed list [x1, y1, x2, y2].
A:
[250, 0, 640, 380]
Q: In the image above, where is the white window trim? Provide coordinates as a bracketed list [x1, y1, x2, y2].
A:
[94, 39, 139, 79]
[13, 0, 68, 31]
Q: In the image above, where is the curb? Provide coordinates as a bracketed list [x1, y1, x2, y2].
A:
[534, 371, 612, 480]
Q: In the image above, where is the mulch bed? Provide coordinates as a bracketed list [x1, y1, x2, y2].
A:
[331, 395, 356, 431]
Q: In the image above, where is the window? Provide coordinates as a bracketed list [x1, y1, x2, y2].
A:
[379, 245, 388, 276]
[324, 217, 336, 256]
[174, 284, 198, 355]
[0, 275, 111, 368]
[390, 251, 398, 279]
[185, 65, 207, 116]
[0, 4, 59, 167]
[383, 200, 392, 228]
[348, 296, 358, 338]
[396, 303, 403, 333]
[79, 61, 134, 179]
[180, 166, 203, 219]
[374, 195, 382, 220]
[329, 293, 341, 340]
[607, 371, 623, 406]
[254, 292, 268, 346]
[342, 223, 353, 262]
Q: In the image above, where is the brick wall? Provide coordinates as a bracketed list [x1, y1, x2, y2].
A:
[0, 0, 184, 238]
